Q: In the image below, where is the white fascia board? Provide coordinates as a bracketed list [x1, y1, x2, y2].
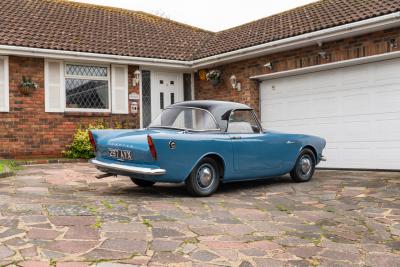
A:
[250, 50, 400, 81]
[0, 45, 192, 70]
[0, 12, 399, 70]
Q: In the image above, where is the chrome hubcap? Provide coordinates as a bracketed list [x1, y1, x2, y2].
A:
[300, 157, 312, 175]
[197, 164, 214, 188]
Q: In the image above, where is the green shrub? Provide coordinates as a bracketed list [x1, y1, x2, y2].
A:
[63, 122, 108, 159]
[0, 160, 20, 173]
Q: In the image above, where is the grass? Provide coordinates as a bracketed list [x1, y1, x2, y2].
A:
[142, 219, 152, 228]
[0, 160, 21, 173]
[91, 217, 103, 229]
[101, 200, 113, 210]
[276, 204, 292, 214]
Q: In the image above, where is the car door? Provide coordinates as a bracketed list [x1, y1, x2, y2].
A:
[227, 110, 284, 176]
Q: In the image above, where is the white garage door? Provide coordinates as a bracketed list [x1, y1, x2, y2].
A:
[260, 58, 400, 170]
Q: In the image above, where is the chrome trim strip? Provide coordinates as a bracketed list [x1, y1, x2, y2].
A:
[90, 159, 166, 175]
[320, 156, 327, 162]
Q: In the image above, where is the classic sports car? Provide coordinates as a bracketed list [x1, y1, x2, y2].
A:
[89, 100, 326, 197]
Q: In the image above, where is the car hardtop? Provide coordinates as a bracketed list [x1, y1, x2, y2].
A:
[170, 100, 254, 131]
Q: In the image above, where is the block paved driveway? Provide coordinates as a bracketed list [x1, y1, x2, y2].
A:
[0, 163, 399, 267]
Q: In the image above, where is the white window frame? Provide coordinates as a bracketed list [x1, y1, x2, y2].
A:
[0, 56, 9, 112]
[64, 62, 111, 113]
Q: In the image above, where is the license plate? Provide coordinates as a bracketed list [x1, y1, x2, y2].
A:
[108, 149, 133, 160]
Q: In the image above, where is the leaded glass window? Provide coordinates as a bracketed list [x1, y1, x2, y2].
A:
[142, 70, 152, 127]
[65, 64, 110, 110]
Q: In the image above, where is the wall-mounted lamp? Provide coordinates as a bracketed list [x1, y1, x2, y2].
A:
[264, 62, 273, 70]
[389, 39, 398, 49]
[133, 70, 141, 86]
[318, 50, 327, 59]
[230, 75, 241, 92]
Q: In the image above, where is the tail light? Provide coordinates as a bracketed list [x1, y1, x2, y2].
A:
[147, 135, 157, 160]
[88, 130, 96, 152]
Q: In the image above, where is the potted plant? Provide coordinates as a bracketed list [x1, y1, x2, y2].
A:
[20, 76, 38, 95]
[206, 70, 222, 86]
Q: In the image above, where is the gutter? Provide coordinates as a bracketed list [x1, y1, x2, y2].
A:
[0, 12, 399, 69]
[0, 45, 193, 70]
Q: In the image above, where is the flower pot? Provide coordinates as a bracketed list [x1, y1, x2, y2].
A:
[210, 79, 220, 86]
[19, 86, 35, 96]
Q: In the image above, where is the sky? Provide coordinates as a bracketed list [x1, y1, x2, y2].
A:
[71, 0, 317, 32]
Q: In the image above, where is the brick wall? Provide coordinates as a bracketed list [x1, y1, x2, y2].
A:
[0, 56, 140, 158]
[195, 27, 400, 115]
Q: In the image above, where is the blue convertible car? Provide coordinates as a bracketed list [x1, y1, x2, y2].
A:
[89, 100, 326, 196]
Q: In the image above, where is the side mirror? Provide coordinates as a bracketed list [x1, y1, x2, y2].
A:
[252, 125, 261, 133]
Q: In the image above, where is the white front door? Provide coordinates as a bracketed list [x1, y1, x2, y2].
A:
[260, 57, 400, 170]
[151, 71, 183, 121]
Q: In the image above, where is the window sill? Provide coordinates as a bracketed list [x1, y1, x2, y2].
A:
[64, 111, 112, 117]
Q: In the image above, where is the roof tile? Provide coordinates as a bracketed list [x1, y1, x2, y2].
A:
[0, 0, 399, 61]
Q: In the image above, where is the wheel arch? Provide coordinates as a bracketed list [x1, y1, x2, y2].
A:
[204, 153, 225, 180]
[301, 145, 318, 161]
[188, 153, 226, 180]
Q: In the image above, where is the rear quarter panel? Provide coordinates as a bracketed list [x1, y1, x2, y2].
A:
[151, 131, 234, 182]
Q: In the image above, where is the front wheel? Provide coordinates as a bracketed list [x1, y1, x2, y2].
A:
[290, 149, 316, 182]
[130, 178, 156, 187]
[186, 158, 220, 197]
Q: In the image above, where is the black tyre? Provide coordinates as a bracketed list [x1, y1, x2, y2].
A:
[130, 178, 156, 187]
[290, 149, 316, 182]
[186, 157, 220, 197]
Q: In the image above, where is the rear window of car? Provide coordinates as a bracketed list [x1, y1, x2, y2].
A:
[149, 107, 219, 131]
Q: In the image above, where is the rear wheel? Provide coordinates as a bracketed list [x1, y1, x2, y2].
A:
[130, 178, 155, 187]
[186, 157, 220, 197]
[290, 149, 316, 182]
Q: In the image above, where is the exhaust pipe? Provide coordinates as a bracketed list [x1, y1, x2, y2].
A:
[95, 173, 116, 179]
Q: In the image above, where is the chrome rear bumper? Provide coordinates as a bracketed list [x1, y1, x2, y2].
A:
[90, 159, 166, 176]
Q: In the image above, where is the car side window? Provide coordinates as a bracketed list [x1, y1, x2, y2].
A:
[227, 110, 260, 134]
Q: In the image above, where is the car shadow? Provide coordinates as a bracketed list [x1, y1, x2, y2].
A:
[105, 175, 294, 198]
[218, 175, 293, 194]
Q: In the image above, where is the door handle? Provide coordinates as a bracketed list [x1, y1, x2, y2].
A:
[286, 141, 295, 144]
[230, 136, 242, 140]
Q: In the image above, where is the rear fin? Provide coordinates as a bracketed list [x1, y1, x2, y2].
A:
[147, 135, 157, 160]
[88, 130, 96, 152]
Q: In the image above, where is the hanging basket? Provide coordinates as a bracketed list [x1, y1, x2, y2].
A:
[210, 79, 220, 86]
[19, 86, 35, 96]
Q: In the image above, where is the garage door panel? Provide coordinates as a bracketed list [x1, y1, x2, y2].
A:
[311, 96, 339, 116]
[374, 58, 400, 83]
[342, 146, 372, 161]
[341, 120, 372, 141]
[260, 57, 400, 170]
[375, 87, 400, 113]
[341, 65, 370, 86]
[375, 143, 400, 166]
[375, 115, 400, 140]
[263, 101, 285, 121]
[341, 93, 371, 114]
[311, 71, 338, 89]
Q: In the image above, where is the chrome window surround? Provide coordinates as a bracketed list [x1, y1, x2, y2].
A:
[226, 109, 263, 134]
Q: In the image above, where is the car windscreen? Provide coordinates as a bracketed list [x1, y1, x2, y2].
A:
[149, 107, 219, 131]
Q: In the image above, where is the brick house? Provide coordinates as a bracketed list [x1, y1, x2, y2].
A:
[0, 0, 399, 170]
